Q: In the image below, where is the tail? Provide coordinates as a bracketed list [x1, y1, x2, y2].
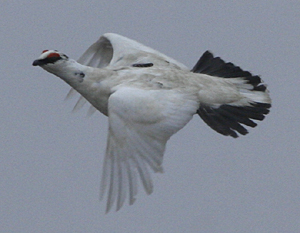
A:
[192, 51, 271, 138]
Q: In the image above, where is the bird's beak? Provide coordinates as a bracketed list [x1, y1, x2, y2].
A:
[32, 59, 42, 66]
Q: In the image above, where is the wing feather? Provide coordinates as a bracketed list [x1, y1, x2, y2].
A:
[106, 147, 119, 213]
[127, 158, 138, 205]
[116, 152, 127, 211]
[101, 87, 198, 212]
[72, 96, 86, 112]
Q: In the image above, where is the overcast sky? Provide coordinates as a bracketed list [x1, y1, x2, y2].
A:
[1, 1, 300, 232]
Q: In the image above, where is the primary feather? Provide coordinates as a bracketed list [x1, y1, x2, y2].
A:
[33, 33, 271, 212]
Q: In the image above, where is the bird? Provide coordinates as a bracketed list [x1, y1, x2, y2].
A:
[32, 33, 271, 213]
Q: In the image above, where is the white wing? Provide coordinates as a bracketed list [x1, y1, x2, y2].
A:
[77, 33, 188, 69]
[67, 33, 189, 112]
[100, 87, 198, 212]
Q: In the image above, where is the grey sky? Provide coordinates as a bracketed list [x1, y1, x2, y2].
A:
[1, 1, 300, 232]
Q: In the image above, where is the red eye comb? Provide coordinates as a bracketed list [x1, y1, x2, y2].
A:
[47, 53, 60, 58]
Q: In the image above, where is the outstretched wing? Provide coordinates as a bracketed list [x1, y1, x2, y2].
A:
[78, 33, 188, 69]
[100, 87, 198, 212]
[67, 33, 189, 113]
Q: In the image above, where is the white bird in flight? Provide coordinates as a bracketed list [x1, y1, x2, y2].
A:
[33, 33, 271, 213]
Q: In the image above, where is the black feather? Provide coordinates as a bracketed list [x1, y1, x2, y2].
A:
[197, 102, 271, 138]
[192, 51, 268, 93]
[132, 63, 153, 68]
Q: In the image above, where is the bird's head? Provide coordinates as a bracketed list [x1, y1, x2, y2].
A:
[32, 50, 69, 67]
[33, 49, 88, 87]
[32, 50, 74, 77]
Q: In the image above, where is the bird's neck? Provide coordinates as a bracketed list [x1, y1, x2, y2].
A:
[43, 59, 112, 87]
[42, 59, 86, 84]
[42, 59, 114, 115]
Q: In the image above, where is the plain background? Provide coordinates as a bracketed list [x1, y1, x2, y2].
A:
[1, 1, 299, 232]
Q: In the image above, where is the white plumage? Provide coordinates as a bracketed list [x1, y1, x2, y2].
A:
[33, 33, 271, 212]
